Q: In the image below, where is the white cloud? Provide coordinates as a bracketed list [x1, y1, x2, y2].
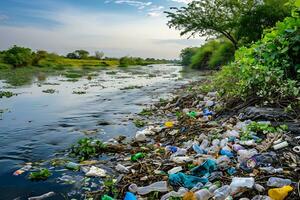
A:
[0, 7, 204, 59]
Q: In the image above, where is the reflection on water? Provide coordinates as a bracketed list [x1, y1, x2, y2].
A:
[0, 64, 204, 199]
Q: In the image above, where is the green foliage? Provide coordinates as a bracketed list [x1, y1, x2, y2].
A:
[3, 45, 33, 67]
[29, 169, 52, 181]
[67, 50, 90, 59]
[119, 56, 168, 67]
[190, 40, 235, 69]
[32, 50, 48, 66]
[0, 91, 15, 98]
[180, 47, 198, 66]
[139, 108, 153, 116]
[103, 178, 119, 199]
[71, 138, 107, 161]
[236, 0, 292, 45]
[133, 119, 146, 127]
[214, 15, 300, 107]
[247, 121, 288, 134]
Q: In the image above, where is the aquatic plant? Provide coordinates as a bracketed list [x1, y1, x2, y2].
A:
[133, 119, 146, 128]
[29, 169, 52, 181]
[71, 138, 107, 161]
[0, 91, 15, 98]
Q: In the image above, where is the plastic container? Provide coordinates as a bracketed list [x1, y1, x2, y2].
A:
[193, 144, 206, 154]
[268, 185, 293, 200]
[65, 162, 80, 171]
[115, 164, 129, 174]
[267, 177, 292, 187]
[128, 181, 168, 195]
[195, 189, 211, 200]
[230, 177, 255, 195]
[124, 192, 137, 200]
[214, 185, 231, 200]
[131, 152, 145, 161]
[200, 139, 209, 149]
[260, 167, 283, 174]
[237, 149, 258, 163]
[168, 166, 183, 174]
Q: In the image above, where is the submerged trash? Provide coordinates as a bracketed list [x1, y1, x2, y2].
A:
[85, 166, 107, 177]
[28, 192, 55, 200]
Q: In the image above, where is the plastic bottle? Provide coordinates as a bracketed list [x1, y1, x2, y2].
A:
[214, 185, 231, 200]
[220, 138, 228, 147]
[195, 189, 211, 200]
[168, 166, 183, 174]
[131, 152, 145, 161]
[230, 177, 255, 195]
[212, 139, 220, 146]
[268, 185, 293, 200]
[200, 139, 209, 149]
[171, 156, 192, 164]
[216, 156, 231, 169]
[128, 181, 168, 195]
[260, 167, 283, 174]
[102, 195, 114, 200]
[65, 162, 80, 171]
[165, 146, 178, 153]
[115, 164, 130, 174]
[232, 144, 245, 152]
[237, 149, 258, 163]
[124, 192, 137, 200]
[267, 177, 292, 187]
[193, 144, 206, 154]
[160, 187, 187, 200]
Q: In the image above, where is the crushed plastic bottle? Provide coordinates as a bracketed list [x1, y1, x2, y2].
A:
[171, 156, 192, 164]
[230, 177, 255, 195]
[214, 185, 231, 200]
[193, 144, 207, 154]
[200, 139, 209, 149]
[237, 149, 258, 163]
[160, 187, 187, 200]
[267, 177, 292, 187]
[128, 181, 168, 195]
[168, 166, 183, 174]
[131, 152, 145, 161]
[65, 162, 80, 171]
[194, 189, 211, 200]
[268, 185, 293, 200]
[115, 164, 130, 174]
[259, 167, 283, 174]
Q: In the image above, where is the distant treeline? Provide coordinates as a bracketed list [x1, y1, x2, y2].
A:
[0, 46, 171, 68]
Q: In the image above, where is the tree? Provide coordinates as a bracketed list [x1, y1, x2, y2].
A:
[95, 51, 104, 60]
[236, 0, 292, 44]
[165, 0, 261, 49]
[74, 50, 89, 59]
[3, 45, 33, 67]
[32, 50, 48, 65]
[180, 47, 198, 66]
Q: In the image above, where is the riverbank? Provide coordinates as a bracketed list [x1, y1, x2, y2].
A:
[9, 75, 300, 200]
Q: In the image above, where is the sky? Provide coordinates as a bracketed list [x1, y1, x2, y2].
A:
[0, 0, 204, 59]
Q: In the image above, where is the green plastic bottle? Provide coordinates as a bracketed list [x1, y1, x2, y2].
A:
[101, 195, 114, 200]
[131, 152, 145, 161]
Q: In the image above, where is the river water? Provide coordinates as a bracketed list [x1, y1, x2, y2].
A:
[0, 64, 203, 199]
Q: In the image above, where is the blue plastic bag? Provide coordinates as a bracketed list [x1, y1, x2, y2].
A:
[191, 159, 217, 177]
[169, 172, 208, 189]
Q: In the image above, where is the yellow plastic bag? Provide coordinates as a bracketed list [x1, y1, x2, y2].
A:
[183, 191, 196, 200]
[268, 185, 293, 200]
[164, 121, 174, 128]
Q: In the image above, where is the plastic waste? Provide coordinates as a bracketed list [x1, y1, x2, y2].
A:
[193, 144, 207, 155]
[208, 184, 219, 193]
[273, 141, 288, 150]
[135, 131, 147, 142]
[208, 172, 223, 181]
[203, 108, 213, 116]
[233, 144, 245, 152]
[128, 181, 168, 195]
[214, 185, 231, 200]
[205, 100, 214, 107]
[224, 130, 240, 138]
[194, 189, 211, 200]
[237, 149, 258, 163]
[191, 159, 217, 177]
[102, 195, 114, 200]
[200, 139, 209, 149]
[172, 148, 188, 157]
[268, 185, 293, 200]
[160, 187, 187, 200]
[267, 177, 292, 187]
[131, 152, 145, 161]
[254, 184, 265, 192]
[239, 140, 256, 146]
[251, 195, 272, 200]
[187, 111, 197, 118]
[183, 191, 196, 200]
[168, 166, 183, 174]
[165, 121, 174, 128]
[212, 139, 220, 146]
[65, 162, 80, 171]
[171, 156, 192, 164]
[230, 177, 255, 195]
[220, 138, 228, 147]
[216, 156, 231, 170]
[28, 192, 55, 200]
[220, 149, 234, 158]
[13, 164, 32, 176]
[116, 164, 130, 174]
[226, 167, 237, 175]
[259, 167, 283, 174]
[124, 192, 137, 200]
[85, 166, 106, 177]
[165, 146, 178, 153]
[169, 172, 209, 189]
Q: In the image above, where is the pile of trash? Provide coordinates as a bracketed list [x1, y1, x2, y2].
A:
[14, 81, 300, 200]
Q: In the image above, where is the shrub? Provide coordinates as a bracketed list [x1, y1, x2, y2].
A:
[214, 14, 300, 107]
[180, 47, 198, 66]
[3, 45, 33, 67]
[190, 40, 235, 70]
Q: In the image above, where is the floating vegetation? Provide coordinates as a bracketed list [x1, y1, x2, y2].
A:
[29, 169, 52, 181]
[42, 89, 56, 94]
[120, 85, 143, 90]
[133, 119, 146, 128]
[0, 91, 15, 98]
[139, 108, 153, 116]
[106, 71, 118, 75]
[71, 138, 107, 161]
[64, 72, 83, 79]
[73, 91, 87, 95]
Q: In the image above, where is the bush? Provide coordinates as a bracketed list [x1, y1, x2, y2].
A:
[214, 14, 300, 107]
[190, 40, 235, 70]
[3, 45, 33, 67]
[180, 47, 198, 66]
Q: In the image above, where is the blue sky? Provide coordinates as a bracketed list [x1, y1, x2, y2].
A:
[0, 0, 203, 59]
